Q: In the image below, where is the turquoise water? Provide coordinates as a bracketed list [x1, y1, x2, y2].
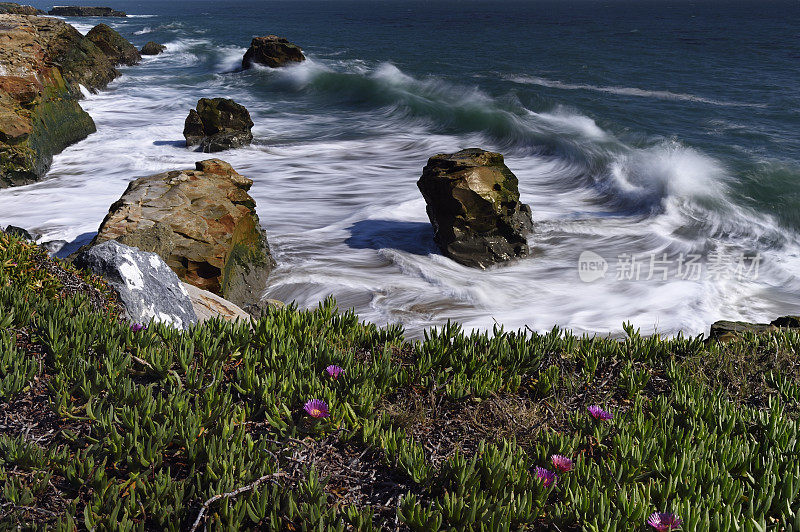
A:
[2, 0, 799, 335]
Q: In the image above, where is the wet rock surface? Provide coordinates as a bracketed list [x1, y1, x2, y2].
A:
[242, 35, 305, 69]
[417, 148, 533, 268]
[183, 98, 254, 152]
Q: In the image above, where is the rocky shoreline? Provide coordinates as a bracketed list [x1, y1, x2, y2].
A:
[0, 5, 794, 338]
[0, 11, 138, 187]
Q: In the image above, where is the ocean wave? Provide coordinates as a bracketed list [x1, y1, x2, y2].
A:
[246, 58, 734, 215]
[134, 27, 152, 35]
[506, 74, 767, 108]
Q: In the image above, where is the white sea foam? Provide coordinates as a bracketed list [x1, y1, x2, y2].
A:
[0, 51, 794, 338]
[507, 74, 767, 108]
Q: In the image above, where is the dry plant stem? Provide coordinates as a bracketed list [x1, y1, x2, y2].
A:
[189, 471, 287, 532]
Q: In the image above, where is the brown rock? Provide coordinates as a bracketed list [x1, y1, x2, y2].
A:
[86, 23, 140, 66]
[0, 14, 111, 187]
[242, 35, 305, 69]
[140, 41, 165, 55]
[417, 148, 533, 268]
[0, 2, 43, 15]
[93, 159, 275, 309]
[182, 282, 251, 324]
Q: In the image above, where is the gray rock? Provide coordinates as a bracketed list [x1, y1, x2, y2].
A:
[74, 240, 197, 329]
[41, 239, 68, 256]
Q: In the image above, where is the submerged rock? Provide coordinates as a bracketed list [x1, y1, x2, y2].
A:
[48, 6, 127, 17]
[183, 98, 253, 152]
[0, 2, 44, 14]
[140, 41, 166, 55]
[93, 159, 275, 309]
[74, 240, 197, 329]
[0, 14, 121, 187]
[242, 35, 305, 69]
[86, 23, 140, 66]
[417, 148, 533, 268]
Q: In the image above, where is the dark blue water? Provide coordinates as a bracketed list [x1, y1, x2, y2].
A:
[3, 0, 799, 335]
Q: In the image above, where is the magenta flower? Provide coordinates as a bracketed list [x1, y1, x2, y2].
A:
[647, 512, 682, 531]
[303, 399, 329, 418]
[534, 466, 558, 487]
[551, 454, 574, 473]
[325, 365, 344, 379]
[588, 405, 613, 421]
[130, 323, 146, 333]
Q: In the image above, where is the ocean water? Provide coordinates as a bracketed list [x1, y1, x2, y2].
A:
[2, 0, 799, 336]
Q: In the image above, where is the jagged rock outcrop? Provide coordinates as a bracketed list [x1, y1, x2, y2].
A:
[0, 2, 43, 14]
[417, 148, 533, 268]
[0, 15, 121, 187]
[48, 6, 127, 17]
[93, 159, 275, 309]
[140, 41, 165, 55]
[242, 35, 305, 69]
[86, 23, 140, 66]
[183, 98, 253, 152]
[709, 316, 800, 341]
[75, 240, 197, 329]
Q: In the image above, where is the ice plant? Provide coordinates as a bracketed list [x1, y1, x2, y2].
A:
[551, 454, 573, 473]
[304, 399, 329, 418]
[325, 365, 343, 379]
[130, 323, 146, 333]
[534, 466, 557, 487]
[588, 405, 613, 420]
[647, 512, 682, 531]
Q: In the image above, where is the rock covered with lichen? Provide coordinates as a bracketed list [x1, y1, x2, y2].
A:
[0, 14, 136, 187]
[417, 148, 533, 268]
[92, 159, 275, 309]
[183, 98, 253, 152]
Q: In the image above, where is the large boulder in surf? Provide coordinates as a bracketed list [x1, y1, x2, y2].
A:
[140, 41, 166, 55]
[48, 6, 127, 17]
[242, 35, 305, 69]
[183, 98, 253, 152]
[93, 159, 275, 309]
[0, 2, 44, 14]
[417, 148, 533, 269]
[75, 240, 197, 329]
[0, 14, 121, 187]
[86, 23, 140, 66]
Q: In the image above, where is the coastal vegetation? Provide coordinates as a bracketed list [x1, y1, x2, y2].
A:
[2, 230, 799, 530]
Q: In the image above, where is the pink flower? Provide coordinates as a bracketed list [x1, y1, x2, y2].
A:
[303, 399, 329, 418]
[130, 323, 146, 333]
[587, 405, 613, 420]
[647, 512, 682, 531]
[551, 454, 573, 473]
[534, 466, 557, 487]
[325, 365, 344, 379]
